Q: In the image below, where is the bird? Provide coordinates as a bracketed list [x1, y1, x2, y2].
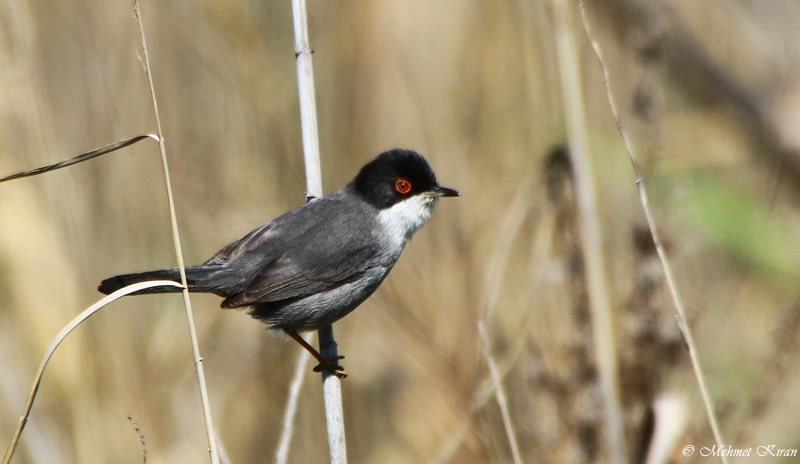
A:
[98, 149, 459, 377]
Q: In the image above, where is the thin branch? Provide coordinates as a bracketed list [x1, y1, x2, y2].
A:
[577, 3, 728, 462]
[290, 0, 348, 462]
[0, 134, 157, 183]
[552, 0, 626, 462]
[478, 323, 523, 464]
[2, 281, 183, 464]
[132, 2, 220, 463]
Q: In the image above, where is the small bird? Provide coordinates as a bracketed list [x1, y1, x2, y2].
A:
[99, 149, 458, 377]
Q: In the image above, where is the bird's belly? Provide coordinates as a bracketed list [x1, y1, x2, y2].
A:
[256, 267, 390, 332]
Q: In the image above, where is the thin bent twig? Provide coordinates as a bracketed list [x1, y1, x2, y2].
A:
[124, 413, 148, 464]
[577, 2, 727, 462]
[0, 134, 157, 183]
[478, 323, 523, 464]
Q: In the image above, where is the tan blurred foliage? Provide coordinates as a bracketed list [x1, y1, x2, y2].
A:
[2, 0, 800, 462]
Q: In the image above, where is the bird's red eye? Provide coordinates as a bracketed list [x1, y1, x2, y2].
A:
[395, 178, 412, 194]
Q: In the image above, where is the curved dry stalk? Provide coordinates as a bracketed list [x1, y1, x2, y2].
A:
[577, 3, 728, 462]
[2, 281, 183, 464]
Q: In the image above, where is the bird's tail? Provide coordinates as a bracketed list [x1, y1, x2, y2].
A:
[98, 266, 214, 295]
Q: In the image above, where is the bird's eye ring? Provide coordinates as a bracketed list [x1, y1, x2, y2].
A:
[395, 179, 412, 194]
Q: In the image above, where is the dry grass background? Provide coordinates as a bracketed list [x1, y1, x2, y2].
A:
[2, 0, 800, 462]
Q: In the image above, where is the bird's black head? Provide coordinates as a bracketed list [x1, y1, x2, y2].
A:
[352, 149, 458, 209]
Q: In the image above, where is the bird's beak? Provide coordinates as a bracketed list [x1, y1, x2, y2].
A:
[427, 186, 460, 198]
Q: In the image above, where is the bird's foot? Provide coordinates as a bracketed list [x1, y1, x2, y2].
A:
[313, 355, 347, 378]
[283, 329, 348, 378]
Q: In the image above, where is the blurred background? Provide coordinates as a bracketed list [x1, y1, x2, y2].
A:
[2, 0, 800, 462]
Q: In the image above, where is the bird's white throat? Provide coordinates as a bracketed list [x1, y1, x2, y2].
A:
[376, 195, 435, 248]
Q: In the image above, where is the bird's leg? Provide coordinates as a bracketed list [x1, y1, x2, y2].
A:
[284, 329, 347, 378]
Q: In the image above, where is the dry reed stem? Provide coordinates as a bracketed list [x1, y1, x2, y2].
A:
[290, 0, 347, 461]
[552, 0, 626, 462]
[2, 281, 183, 464]
[577, 3, 728, 462]
[132, 1, 220, 462]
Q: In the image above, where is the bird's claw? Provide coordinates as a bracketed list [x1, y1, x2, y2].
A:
[313, 356, 347, 378]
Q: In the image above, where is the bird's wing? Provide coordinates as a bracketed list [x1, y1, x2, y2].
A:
[203, 223, 276, 265]
[220, 243, 374, 308]
[219, 194, 378, 308]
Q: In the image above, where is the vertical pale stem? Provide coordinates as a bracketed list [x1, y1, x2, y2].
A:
[318, 326, 347, 464]
[290, 0, 348, 462]
[552, 0, 626, 462]
[292, 0, 322, 200]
